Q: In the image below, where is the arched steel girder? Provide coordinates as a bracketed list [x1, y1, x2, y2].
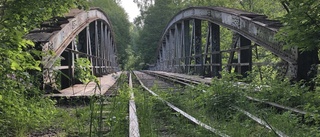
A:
[27, 8, 118, 69]
[158, 7, 296, 64]
[26, 8, 118, 90]
[155, 7, 298, 78]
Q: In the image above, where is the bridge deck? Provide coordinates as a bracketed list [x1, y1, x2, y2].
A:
[47, 72, 122, 97]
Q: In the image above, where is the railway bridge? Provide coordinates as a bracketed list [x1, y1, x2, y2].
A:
[26, 8, 120, 95]
[21, 6, 319, 137]
[26, 7, 317, 95]
[151, 7, 318, 83]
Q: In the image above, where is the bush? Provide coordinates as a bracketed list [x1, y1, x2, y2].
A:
[0, 72, 57, 136]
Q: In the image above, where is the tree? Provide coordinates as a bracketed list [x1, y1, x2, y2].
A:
[277, 0, 320, 89]
[134, 0, 181, 67]
[90, 0, 131, 70]
[0, 0, 88, 135]
[278, 0, 320, 51]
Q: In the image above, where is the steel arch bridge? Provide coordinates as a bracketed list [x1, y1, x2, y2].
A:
[151, 7, 318, 81]
[27, 8, 119, 91]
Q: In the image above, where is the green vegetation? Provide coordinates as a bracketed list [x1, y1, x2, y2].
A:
[75, 58, 98, 84]
[132, 75, 218, 136]
[90, 0, 131, 70]
[124, 26, 145, 70]
[0, 0, 319, 136]
[37, 73, 129, 136]
[149, 71, 320, 136]
[133, 0, 181, 68]
[277, 0, 320, 51]
[0, 0, 88, 136]
[0, 0, 133, 135]
[102, 74, 130, 136]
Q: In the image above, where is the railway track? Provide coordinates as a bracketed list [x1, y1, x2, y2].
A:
[131, 70, 317, 137]
[46, 70, 315, 136]
[132, 71, 285, 136]
[132, 71, 227, 137]
[144, 70, 311, 116]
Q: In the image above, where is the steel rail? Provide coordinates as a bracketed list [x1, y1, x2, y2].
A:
[144, 71, 200, 85]
[133, 71, 230, 137]
[143, 71, 289, 137]
[233, 106, 288, 137]
[145, 71, 311, 116]
[129, 72, 140, 137]
[245, 96, 309, 115]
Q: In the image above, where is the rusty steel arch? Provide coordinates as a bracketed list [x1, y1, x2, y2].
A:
[153, 6, 299, 79]
[27, 8, 119, 91]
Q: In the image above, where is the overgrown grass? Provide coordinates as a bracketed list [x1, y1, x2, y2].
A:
[19, 73, 130, 137]
[0, 72, 58, 137]
[132, 75, 218, 137]
[104, 74, 130, 136]
[3, 67, 319, 136]
[245, 71, 320, 132]
[48, 74, 127, 136]
[148, 71, 320, 136]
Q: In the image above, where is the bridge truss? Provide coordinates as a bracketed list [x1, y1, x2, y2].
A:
[152, 7, 317, 81]
[27, 8, 118, 91]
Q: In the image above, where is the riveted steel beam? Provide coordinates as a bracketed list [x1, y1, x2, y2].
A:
[153, 6, 318, 84]
[183, 20, 191, 74]
[238, 35, 252, 78]
[26, 8, 119, 91]
[26, 8, 118, 70]
[209, 23, 221, 78]
[194, 19, 203, 75]
[156, 7, 297, 72]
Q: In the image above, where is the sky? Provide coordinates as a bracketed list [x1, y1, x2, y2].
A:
[120, 0, 140, 23]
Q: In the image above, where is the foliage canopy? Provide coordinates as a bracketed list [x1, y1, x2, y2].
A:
[277, 0, 320, 51]
[0, 0, 88, 136]
[90, 0, 131, 69]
